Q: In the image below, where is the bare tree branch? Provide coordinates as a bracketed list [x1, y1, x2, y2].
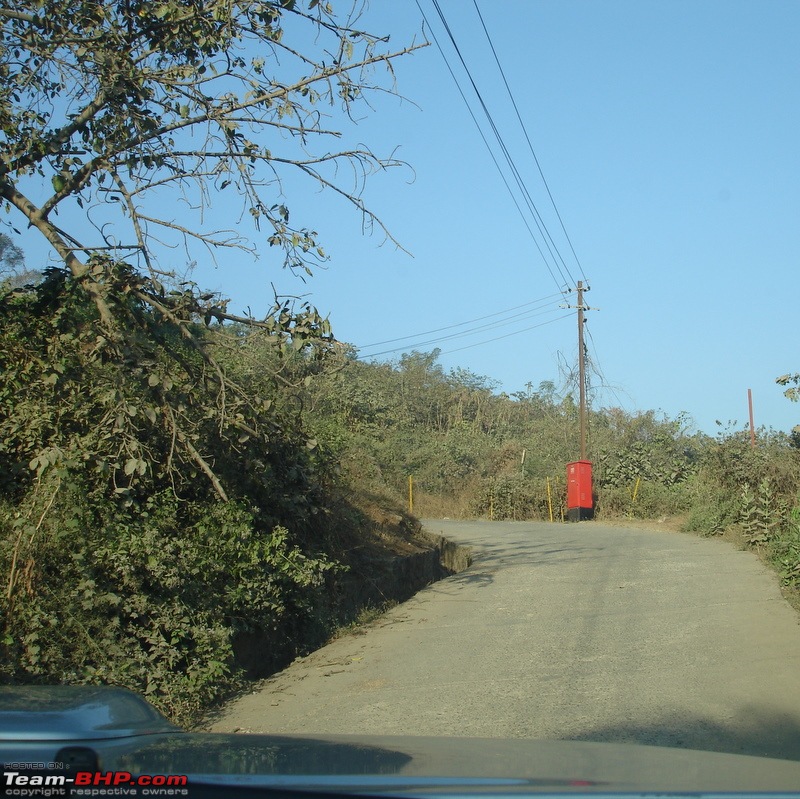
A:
[0, 0, 425, 501]
[0, 179, 117, 328]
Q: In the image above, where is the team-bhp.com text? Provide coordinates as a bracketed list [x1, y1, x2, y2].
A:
[4, 771, 188, 797]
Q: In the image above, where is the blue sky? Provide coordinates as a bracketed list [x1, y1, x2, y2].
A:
[11, 1, 800, 436]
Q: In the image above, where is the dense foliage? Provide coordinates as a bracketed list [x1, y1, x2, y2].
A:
[304, 347, 800, 594]
[304, 348, 705, 521]
[0, 0, 425, 726]
[0, 273, 345, 723]
[0, 0, 421, 503]
[3, 272, 800, 723]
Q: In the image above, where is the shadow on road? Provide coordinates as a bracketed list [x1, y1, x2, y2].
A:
[567, 704, 800, 762]
[432, 537, 609, 590]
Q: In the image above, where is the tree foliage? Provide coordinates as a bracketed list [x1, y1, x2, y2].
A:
[0, 0, 422, 499]
[0, 232, 23, 273]
[777, 373, 800, 405]
[0, 1, 428, 722]
[302, 349, 702, 520]
[0, 276, 345, 722]
[0, 232, 40, 287]
[0, 0, 421, 274]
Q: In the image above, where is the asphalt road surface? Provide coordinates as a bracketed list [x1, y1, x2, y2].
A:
[209, 520, 800, 761]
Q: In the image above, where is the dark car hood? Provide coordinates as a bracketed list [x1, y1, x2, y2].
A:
[3, 686, 800, 795]
[112, 732, 800, 794]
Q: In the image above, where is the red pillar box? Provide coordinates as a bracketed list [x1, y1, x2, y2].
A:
[566, 460, 594, 521]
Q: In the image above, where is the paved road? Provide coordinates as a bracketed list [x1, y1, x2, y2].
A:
[209, 520, 800, 761]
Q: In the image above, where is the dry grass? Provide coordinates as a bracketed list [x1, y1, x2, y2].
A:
[410, 490, 474, 520]
[591, 513, 688, 534]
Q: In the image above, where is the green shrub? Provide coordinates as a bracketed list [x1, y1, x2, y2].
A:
[469, 474, 555, 521]
[769, 504, 800, 586]
[595, 480, 692, 520]
[1, 478, 337, 726]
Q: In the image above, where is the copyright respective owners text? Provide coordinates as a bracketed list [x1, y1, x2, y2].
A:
[3, 767, 189, 797]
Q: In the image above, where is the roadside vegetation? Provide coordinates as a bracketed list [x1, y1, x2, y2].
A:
[307, 347, 800, 616]
[0, 268, 433, 724]
[0, 0, 426, 726]
[307, 346, 800, 560]
[4, 257, 800, 724]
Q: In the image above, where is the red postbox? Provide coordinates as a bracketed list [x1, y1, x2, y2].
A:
[566, 460, 594, 521]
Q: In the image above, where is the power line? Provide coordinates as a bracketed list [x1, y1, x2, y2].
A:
[359, 292, 562, 349]
[417, 0, 574, 291]
[358, 311, 571, 361]
[430, 0, 574, 288]
[360, 303, 565, 359]
[441, 312, 572, 355]
[585, 324, 629, 411]
[431, 0, 602, 416]
[387, 2, 605, 410]
[471, 0, 587, 284]
[412, 0, 563, 291]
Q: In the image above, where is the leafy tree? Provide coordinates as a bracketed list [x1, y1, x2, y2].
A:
[777, 373, 800, 404]
[775, 374, 800, 447]
[0, 280, 347, 722]
[0, 0, 422, 497]
[0, 233, 22, 273]
[0, 233, 40, 288]
[593, 409, 699, 488]
[0, 4, 426, 715]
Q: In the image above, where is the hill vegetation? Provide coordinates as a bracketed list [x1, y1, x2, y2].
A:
[3, 267, 800, 726]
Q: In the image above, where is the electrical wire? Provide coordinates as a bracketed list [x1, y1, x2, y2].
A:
[430, 0, 573, 289]
[360, 303, 565, 359]
[358, 3, 601, 396]
[441, 312, 572, 355]
[585, 324, 629, 410]
[471, 0, 587, 285]
[358, 292, 562, 349]
[358, 311, 571, 361]
[412, 0, 563, 292]
[416, 0, 574, 291]
[427, 0, 604, 397]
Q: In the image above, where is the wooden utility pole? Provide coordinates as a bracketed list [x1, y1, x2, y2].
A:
[563, 281, 592, 460]
[565, 281, 595, 522]
[577, 281, 588, 460]
[748, 389, 757, 449]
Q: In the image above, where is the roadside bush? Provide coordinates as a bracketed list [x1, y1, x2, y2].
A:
[769, 503, 800, 587]
[0, 278, 345, 726]
[470, 474, 554, 521]
[684, 431, 800, 538]
[594, 484, 634, 518]
[681, 492, 739, 536]
[1, 481, 337, 726]
[595, 481, 691, 520]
